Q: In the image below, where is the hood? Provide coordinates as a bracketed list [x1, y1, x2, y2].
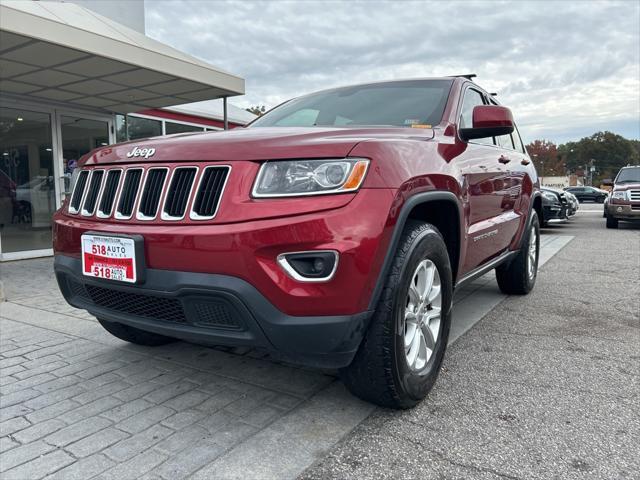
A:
[613, 182, 640, 191]
[82, 126, 435, 166]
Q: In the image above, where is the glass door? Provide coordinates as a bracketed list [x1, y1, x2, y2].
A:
[0, 107, 56, 256]
[58, 114, 112, 198]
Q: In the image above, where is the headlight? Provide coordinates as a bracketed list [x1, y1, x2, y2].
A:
[252, 158, 369, 197]
[542, 191, 559, 204]
[611, 191, 628, 200]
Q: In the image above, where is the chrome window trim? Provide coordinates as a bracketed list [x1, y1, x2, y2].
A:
[80, 169, 105, 217]
[188, 165, 231, 221]
[161, 166, 200, 221]
[135, 167, 170, 221]
[68, 169, 90, 215]
[276, 250, 339, 283]
[96, 168, 124, 219]
[114, 167, 144, 220]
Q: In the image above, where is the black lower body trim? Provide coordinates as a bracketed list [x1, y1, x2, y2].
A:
[54, 255, 372, 368]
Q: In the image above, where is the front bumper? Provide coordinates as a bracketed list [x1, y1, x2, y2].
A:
[606, 203, 640, 221]
[543, 204, 567, 222]
[55, 255, 371, 368]
[53, 188, 395, 317]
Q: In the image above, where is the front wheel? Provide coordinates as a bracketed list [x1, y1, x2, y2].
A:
[606, 214, 618, 229]
[340, 221, 453, 409]
[496, 211, 540, 295]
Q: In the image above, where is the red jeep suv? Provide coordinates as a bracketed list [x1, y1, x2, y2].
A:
[53, 77, 541, 408]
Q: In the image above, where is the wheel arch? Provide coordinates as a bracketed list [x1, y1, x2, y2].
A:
[368, 191, 463, 311]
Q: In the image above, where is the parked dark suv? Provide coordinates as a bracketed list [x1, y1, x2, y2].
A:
[564, 186, 608, 203]
[540, 187, 569, 226]
[53, 77, 541, 408]
[606, 165, 640, 228]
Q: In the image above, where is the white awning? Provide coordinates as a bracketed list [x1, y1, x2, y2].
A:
[0, 1, 245, 113]
[163, 99, 257, 125]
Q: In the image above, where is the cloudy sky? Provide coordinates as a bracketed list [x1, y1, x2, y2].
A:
[146, 0, 640, 144]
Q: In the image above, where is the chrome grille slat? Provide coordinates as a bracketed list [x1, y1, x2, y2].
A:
[629, 189, 640, 201]
[81, 170, 104, 216]
[190, 166, 230, 220]
[137, 168, 168, 220]
[97, 169, 122, 218]
[69, 170, 90, 214]
[115, 168, 143, 219]
[162, 167, 197, 220]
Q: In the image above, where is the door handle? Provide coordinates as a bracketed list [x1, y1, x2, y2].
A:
[521, 159, 531, 166]
[498, 155, 511, 164]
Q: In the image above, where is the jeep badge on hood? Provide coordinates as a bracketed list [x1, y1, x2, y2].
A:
[126, 146, 156, 159]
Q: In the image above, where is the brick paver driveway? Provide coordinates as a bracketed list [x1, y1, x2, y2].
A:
[1, 258, 374, 479]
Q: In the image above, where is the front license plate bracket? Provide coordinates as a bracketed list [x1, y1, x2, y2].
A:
[81, 232, 146, 285]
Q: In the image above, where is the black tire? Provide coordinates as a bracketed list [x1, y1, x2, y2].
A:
[340, 221, 453, 409]
[597, 196, 605, 204]
[606, 214, 618, 229]
[97, 318, 176, 346]
[496, 211, 540, 295]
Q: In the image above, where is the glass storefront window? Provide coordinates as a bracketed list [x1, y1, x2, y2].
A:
[115, 114, 128, 143]
[0, 107, 55, 253]
[165, 121, 205, 134]
[60, 116, 110, 195]
[127, 115, 162, 140]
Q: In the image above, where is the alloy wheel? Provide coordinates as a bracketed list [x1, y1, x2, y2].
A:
[404, 259, 442, 372]
[527, 224, 538, 280]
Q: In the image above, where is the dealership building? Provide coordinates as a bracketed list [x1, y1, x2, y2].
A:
[0, 0, 254, 261]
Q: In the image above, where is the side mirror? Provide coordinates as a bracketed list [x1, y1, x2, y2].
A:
[460, 105, 515, 141]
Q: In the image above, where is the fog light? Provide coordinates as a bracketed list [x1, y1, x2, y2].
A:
[277, 251, 339, 282]
[617, 207, 623, 212]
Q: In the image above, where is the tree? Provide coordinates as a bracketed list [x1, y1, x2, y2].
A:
[525, 140, 563, 176]
[558, 132, 638, 184]
[246, 105, 266, 117]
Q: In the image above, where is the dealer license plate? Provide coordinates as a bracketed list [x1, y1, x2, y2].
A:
[82, 234, 137, 283]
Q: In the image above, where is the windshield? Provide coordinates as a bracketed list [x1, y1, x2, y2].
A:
[615, 166, 640, 184]
[250, 80, 453, 128]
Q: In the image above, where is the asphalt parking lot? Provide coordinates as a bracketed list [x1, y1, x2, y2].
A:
[1, 203, 638, 479]
[303, 204, 640, 480]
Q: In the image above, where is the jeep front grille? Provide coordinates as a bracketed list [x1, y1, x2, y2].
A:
[69, 164, 230, 222]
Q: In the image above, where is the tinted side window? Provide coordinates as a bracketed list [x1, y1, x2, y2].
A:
[512, 127, 525, 153]
[459, 89, 484, 129]
[459, 89, 493, 145]
[496, 133, 514, 150]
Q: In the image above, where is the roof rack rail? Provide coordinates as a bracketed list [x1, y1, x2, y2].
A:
[452, 74, 477, 80]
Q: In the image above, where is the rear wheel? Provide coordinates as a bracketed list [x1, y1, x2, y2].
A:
[606, 214, 619, 229]
[97, 318, 176, 346]
[340, 221, 452, 409]
[496, 211, 540, 295]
